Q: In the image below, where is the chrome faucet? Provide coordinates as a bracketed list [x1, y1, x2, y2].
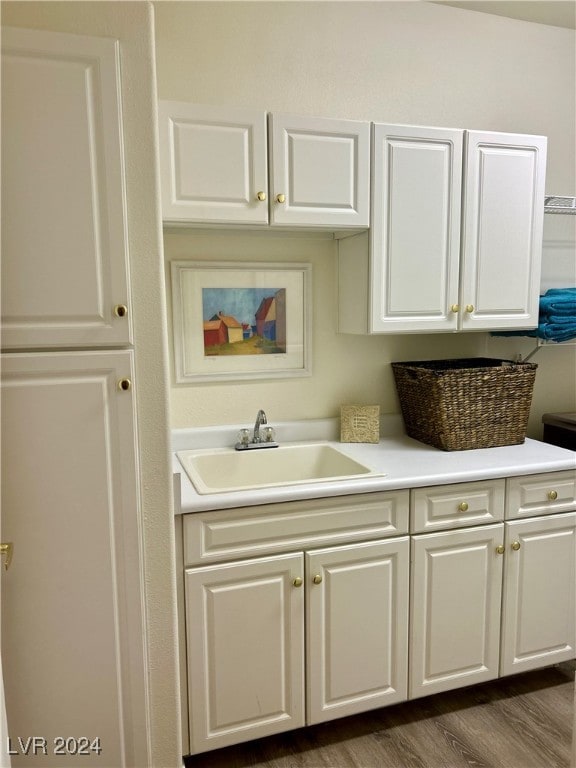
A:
[235, 410, 278, 451]
[253, 409, 267, 443]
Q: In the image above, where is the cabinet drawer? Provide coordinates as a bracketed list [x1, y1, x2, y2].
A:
[506, 470, 576, 519]
[183, 490, 409, 566]
[411, 479, 505, 533]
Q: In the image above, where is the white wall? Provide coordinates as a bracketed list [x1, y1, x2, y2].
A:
[155, 0, 576, 439]
[1, 2, 181, 766]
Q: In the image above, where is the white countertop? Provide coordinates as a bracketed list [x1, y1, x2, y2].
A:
[173, 419, 576, 514]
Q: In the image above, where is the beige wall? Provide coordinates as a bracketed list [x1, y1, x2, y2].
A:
[1, 2, 181, 766]
[155, 0, 576, 437]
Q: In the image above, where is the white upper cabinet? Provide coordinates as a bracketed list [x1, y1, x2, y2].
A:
[1, 27, 131, 349]
[461, 131, 547, 331]
[158, 102, 370, 229]
[269, 113, 370, 228]
[338, 125, 547, 334]
[369, 124, 463, 332]
[158, 101, 269, 226]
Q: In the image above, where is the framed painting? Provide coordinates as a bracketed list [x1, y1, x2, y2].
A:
[171, 261, 312, 383]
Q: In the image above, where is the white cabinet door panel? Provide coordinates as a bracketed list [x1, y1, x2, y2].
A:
[306, 537, 409, 724]
[500, 513, 576, 676]
[1, 27, 131, 349]
[185, 554, 305, 753]
[461, 131, 546, 330]
[159, 101, 268, 225]
[370, 124, 463, 332]
[1, 350, 147, 767]
[410, 524, 504, 699]
[270, 114, 370, 228]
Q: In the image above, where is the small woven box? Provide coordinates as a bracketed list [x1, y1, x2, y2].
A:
[340, 405, 380, 443]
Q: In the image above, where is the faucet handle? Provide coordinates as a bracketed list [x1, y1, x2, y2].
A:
[262, 426, 276, 443]
[237, 428, 251, 446]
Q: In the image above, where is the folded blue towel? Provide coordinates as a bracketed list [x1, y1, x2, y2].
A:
[540, 288, 576, 316]
[491, 288, 576, 341]
[538, 322, 576, 342]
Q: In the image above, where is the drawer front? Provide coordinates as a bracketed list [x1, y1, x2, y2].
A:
[506, 470, 576, 519]
[411, 479, 505, 533]
[183, 490, 409, 566]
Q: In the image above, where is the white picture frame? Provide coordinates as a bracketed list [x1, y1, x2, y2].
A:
[171, 261, 312, 383]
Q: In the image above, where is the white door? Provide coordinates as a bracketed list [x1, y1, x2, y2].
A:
[1, 27, 131, 350]
[460, 131, 547, 331]
[185, 553, 305, 754]
[158, 101, 268, 225]
[410, 524, 504, 699]
[1, 351, 148, 767]
[269, 113, 370, 228]
[370, 124, 463, 332]
[306, 537, 409, 724]
[500, 513, 576, 677]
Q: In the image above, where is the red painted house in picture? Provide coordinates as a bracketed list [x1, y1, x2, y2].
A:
[202, 287, 287, 356]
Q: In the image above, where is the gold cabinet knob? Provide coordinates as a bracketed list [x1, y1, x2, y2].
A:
[450, 304, 460, 313]
[511, 541, 521, 551]
[0, 542, 13, 571]
[256, 191, 266, 201]
[465, 304, 475, 313]
[547, 490, 558, 501]
[114, 304, 128, 318]
[312, 574, 323, 585]
[117, 378, 132, 392]
[276, 193, 286, 204]
[458, 502, 469, 513]
[496, 545, 505, 555]
[292, 577, 303, 587]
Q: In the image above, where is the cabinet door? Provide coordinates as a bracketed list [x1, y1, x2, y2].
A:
[269, 113, 370, 228]
[158, 101, 268, 225]
[370, 124, 463, 332]
[1, 27, 131, 349]
[1, 351, 148, 768]
[461, 131, 547, 331]
[410, 524, 504, 699]
[185, 553, 305, 754]
[306, 537, 409, 724]
[500, 513, 576, 677]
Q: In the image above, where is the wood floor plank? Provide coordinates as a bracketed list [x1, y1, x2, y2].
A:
[185, 664, 574, 768]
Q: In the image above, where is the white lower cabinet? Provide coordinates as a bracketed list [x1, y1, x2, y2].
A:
[500, 512, 576, 676]
[306, 538, 409, 724]
[181, 471, 575, 756]
[184, 536, 409, 753]
[410, 524, 504, 699]
[185, 553, 305, 754]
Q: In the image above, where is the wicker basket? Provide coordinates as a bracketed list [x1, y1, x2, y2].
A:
[391, 358, 537, 451]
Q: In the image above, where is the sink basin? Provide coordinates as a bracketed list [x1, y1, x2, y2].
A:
[177, 443, 383, 494]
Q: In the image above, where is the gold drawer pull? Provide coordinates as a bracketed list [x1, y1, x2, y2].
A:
[511, 541, 521, 551]
[450, 304, 460, 313]
[458, 502, 469, 513]
[114, 304, 128, 318]
[312, 574, 323, 585]
[547, 490, 558, 501]
[117, 378, 132, 392]
[276, 193, 286, 204]
[465, 304, 474, 313]
[293, 577, 303, 588]
[496, 545, 505, 555]
[256, 191, 266, 201]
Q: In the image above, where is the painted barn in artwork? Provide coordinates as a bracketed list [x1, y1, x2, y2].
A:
[255, 289, 286, 350]
[203, 311, 243, 348]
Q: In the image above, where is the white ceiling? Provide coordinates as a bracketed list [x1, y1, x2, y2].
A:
[430, 1, 576, 29]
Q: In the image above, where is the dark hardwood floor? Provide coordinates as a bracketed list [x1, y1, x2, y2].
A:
[185, 662, 575, 768]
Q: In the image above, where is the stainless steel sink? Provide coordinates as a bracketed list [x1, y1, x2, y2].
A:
[177, 442, 383, 494]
